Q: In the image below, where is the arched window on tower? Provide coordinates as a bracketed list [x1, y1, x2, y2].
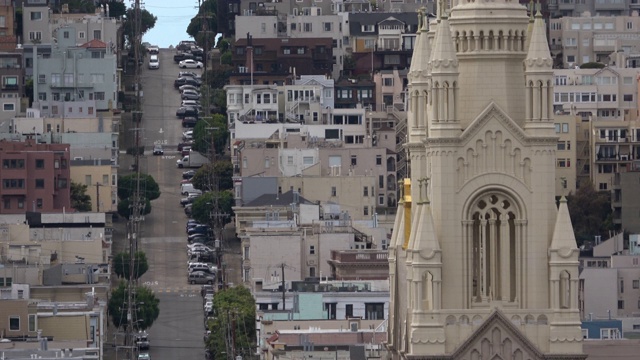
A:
[422, 271, 434, 310]
[560, 270, 570, 309]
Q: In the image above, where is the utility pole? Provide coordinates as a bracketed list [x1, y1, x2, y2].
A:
[206, 127, 229, 288]
[231, 310, 237, 360]
[198, 0, 211, 116]
[125, 0, 144, 356]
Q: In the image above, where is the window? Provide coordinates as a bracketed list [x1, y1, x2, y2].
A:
[35, 179, 44, 188]
[599, 182, 608, 190]
[38, 92, 46, 101]
[379, 175, 384, 189]
[383, 78, 394, 87]
[624, 94, 633, 102]
[363, 186, 369, 196]
[3, 179, 25, 189]
[303, 156, 313, 165]
[85, 175, 92, 186]
[351, 155, 357, 166]
[618, 300, 624, 309]
[78, 31, 85, 39]
[3, 76, 17, 88]
[283, 47, 291, 55]
[3, 159, 25, 169]
[0, 15, 5, 28]
[28, 314, 36, 332]
[365, 303, 384, 320]
[362, 25, 374, 32]
[29, 32, 42, 41]
[93, 30, 101, 40]
[36, 159, 44, 168]
[9, 316, 19, 331]
[567, 55, 575, 63]
[3, 103, 14, 111]
[95, 92, 105, 101]
[633, 280, 639, 289]
[309, 245, 315, 255]
[297, 47, 305, 54]
[331, 186, 336, 196]
[30, 11, 42, 20]
[562, 123, 569, 133]
[323, 22, 332, 31]
[346, 304, 353, 317]
[557, 142, 566, 151]
[364, 206, 369, 216]
[63, 30, 69, 39]
[3, 199, 9, 209]
[379, 195, 384, 205]
[90, 74, 104, 83]
[304, 23, 312, 32]
[624, 77, 633, 85]
[557, 159, 570, 167]
[364, 39, 375, 49]
[17, 199, 23, 209]
[36, 198, 42, 209]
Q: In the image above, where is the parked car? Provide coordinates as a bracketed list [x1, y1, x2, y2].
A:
[182, 170, 196, 180]
[135, 331, 150, 351]
[176, 106, 200, 119]
[177, 40, 197, 52]
[152, 144, 164, 155]
[184, 203, 193, 216]
[182, 117, 198, 128]
[183, 130, 194, 140]
[174, 51, 194, 63]
[181, 99, 201, 107]
[179, 84, 200, 93]
[179, 71, 201, 79]
[174, 77, 201, 89]
[181, 183, 200, 195]
[181, 92, 200, 101]
[188, 243, 213, 252]
[189, 271, 215, 285]
[178, 141, 194, 151]
[148, 54, 159, 69]
[180, 193, 201, 206]
[201, 285, 215, 297]
[138, 354, 150, 360]
[188, 225, 210, 236]
[179, 59, 203, 69]
[187, 233, 212, 243]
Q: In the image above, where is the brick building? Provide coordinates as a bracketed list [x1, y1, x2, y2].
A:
[0, 139, 71, 214]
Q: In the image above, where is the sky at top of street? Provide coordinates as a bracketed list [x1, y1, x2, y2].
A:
[142, 0, 198, 48]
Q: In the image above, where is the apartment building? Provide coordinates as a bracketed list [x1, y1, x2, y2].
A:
[611, 170, 640, 233]
[0, 0, 17, 51]
[235, 10, 346, 79]
[347, 13, 417, 76]
[230, 36, 334, 85]
[554, 114, 579, 196]
[0, 139, 71, 214]
[549, 13, 640, 68]
[548, 0, 638, 18]
[0, 52, 24, 122]
[33, 26, 117, 114]
[21, 2, 120, 78]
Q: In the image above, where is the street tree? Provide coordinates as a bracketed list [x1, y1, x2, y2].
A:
[99, 1, 126, 18]
[118, 174, 160, 201]
[70, 182, 92, 212]
[566, 183, 614, 245]
[186, 0, 217, 49]
[58, 0, 96, 13]
[205, 286, 256, 360]
[122, 8, 157, 46]
[108, 282, 159, 331]
[112, 251, 149, 280]
[191, 161, 233, 192]
[193, 114, 228, 155]
[191, 190, 234, 226]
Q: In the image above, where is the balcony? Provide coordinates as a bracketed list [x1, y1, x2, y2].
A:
[330, 250, 389, 264]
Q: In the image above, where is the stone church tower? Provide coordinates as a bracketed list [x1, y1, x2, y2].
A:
[387, 1, 586, 359]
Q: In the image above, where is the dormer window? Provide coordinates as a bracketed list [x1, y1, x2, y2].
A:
[362, 24, 374, 32]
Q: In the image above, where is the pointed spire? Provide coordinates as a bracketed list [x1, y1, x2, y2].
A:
[550, 197, 578, 250]
[525, 0, 535, 51]
[525, 0, 552, 68]
[430, 12, 458, 74]
[408, 8, 431, 82]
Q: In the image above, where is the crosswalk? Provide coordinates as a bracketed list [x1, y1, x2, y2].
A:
[153, 287, 201, 295]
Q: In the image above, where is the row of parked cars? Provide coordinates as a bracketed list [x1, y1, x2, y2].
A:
[186, 218, 217, 286]
[174, 69, 204, 131]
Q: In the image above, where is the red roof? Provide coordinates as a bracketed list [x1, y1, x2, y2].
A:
[80, 39, 107, 49]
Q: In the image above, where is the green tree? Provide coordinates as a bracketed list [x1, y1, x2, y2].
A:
[97, 1, 126, 18]
[108, 282, 160, 331]
[24, 78, 33, 106]
[192, 161, 233, 192]
[112, 251, 149, 280]
[205, 286, 256, 360]
[122, 8, 157, 46]
[118, 174, 160, 201]
[566, 183, 614, 245]
[59, 0, 96, 13]
[186, 0, 217, 49]
[193, 114, 228, 155]
[117, 197, 151, 219]
[70, 182, 92, 212]
[580, 62, 605, 69]
[191, 190, 234, 226]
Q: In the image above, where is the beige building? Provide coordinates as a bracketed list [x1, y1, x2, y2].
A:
[70, 160, 117, 212]
[554, 114, 579, 196]
[549, 13, 640, 68]
[387, 2, 584, 359]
